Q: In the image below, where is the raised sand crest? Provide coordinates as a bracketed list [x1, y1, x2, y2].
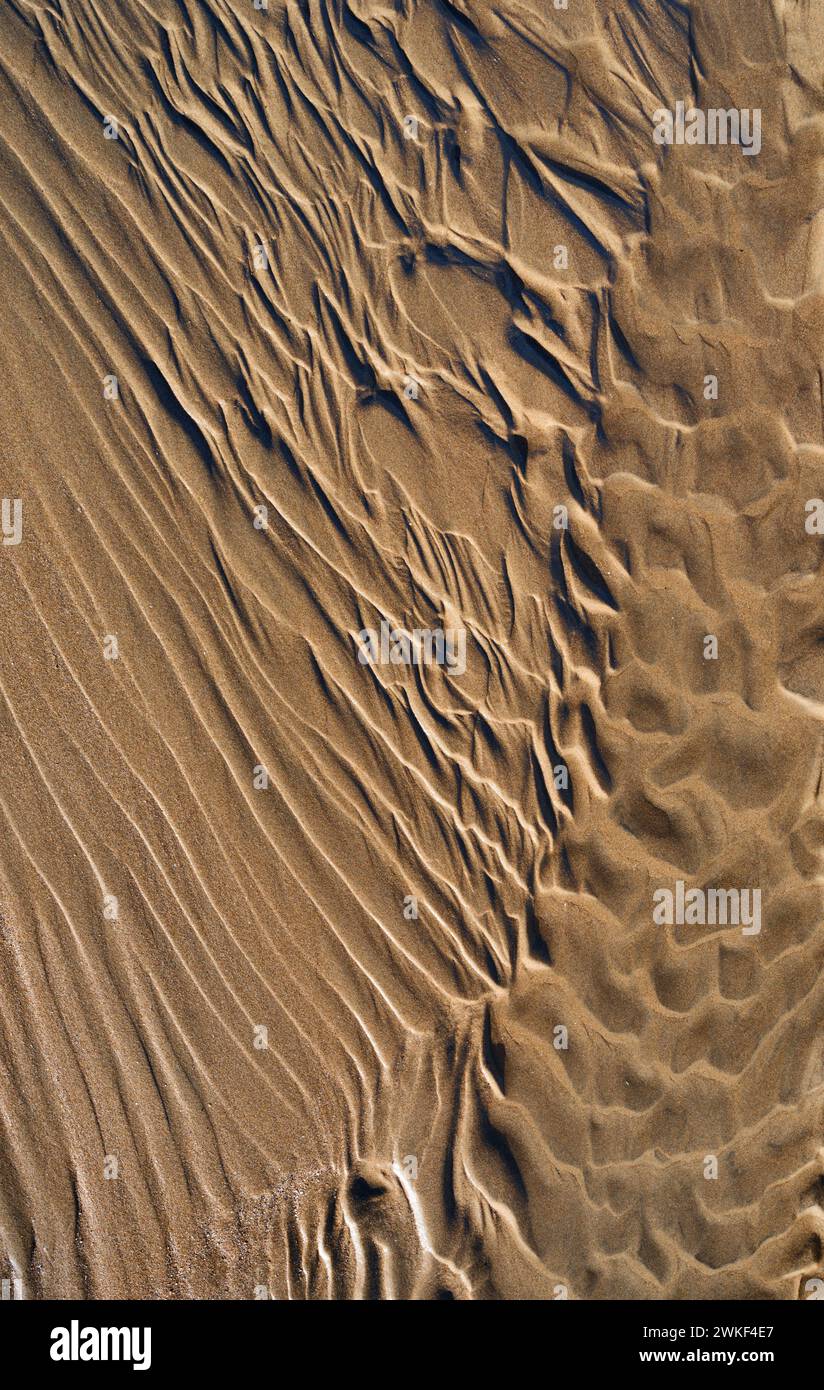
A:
[0, 0, 823, 1299]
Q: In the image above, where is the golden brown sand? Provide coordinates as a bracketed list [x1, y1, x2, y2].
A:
[0, 0, 823, 1300]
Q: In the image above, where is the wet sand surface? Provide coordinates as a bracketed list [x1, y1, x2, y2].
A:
[1, 0, 823, 1299]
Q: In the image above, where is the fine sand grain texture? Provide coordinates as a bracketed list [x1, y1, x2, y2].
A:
[1, 0, 823, 1299]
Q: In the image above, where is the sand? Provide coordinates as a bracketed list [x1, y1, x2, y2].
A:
[0, 0, 823, 1300]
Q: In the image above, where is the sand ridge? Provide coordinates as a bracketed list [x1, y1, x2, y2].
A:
[0, 0, 823, 1299]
